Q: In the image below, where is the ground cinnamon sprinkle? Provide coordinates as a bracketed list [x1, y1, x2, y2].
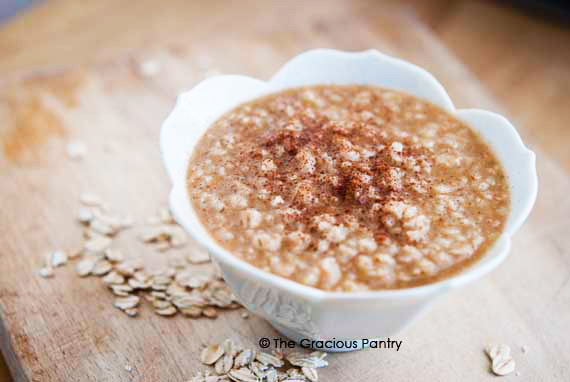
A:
[253, 119, 425, 228]
[188, 85, 510, 291]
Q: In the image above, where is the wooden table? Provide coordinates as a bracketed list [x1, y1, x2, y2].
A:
[0, 1, 569, 381]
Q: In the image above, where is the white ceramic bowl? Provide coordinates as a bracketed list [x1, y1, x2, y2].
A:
[161, 49, 538, 351]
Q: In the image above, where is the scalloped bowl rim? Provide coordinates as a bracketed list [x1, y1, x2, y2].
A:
[161, 49, 538, 302]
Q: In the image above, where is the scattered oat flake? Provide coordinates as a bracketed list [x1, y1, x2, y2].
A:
[180, 306, 203, 317]
[302, 366, 318, 382]
[67, 247, 82, 259]
[41, 195, 239, 322]
[234, 349, 255, 368]
[114, 295, 140, 311]
[241, 312, 249, 319]
[155, 305, 177, 316]
[228, 368, 257, 382]
[187, 249, 210, 264]
[139, 226, 166, 242]
[124, 364, 133, 372]
[50, 250, 68, 267]
[77, 207, 95, 224]
[110, 284, 134, 296]
[168, 255, 188, 269]
[152, 299, 172, 310]
[133, 270, 150, 282]
[222, 339, 240, 357]
[102, 271, 125, 285]
[485, 344, 511, 360]
[175, 269, 212, 288]
[79, 193, 102, 207]
[492, 356, 516, 376]
[286, 352, 328, 369]
[84, 236, 112, 253]
[158, 206, 174, 223]
[202, 307, 218, 318]
[200, 344, 225, 365]
[256, 352, 284, 367]
[104, 248, 124, 263]
[194, 339, 330, 382]
[170, 230, 188, 247]
[129, 278, 151, 289]
[139, 223, 187, 250]
[486, 344, 516, 376]
[92, 259, 113, 276]
[89, 219, 115, 236]
[76, 257, 98, 277]
[268, 369, 280, 382]
[66, 140, 88, 160]
[151, 291, 168, 300]
[214, 354, 234, 375]
[38, 267, 54, 278]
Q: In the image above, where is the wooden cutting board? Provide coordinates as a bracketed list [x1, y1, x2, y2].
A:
[1, 2, 569, 381]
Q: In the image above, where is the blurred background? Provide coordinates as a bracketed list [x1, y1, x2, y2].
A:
[0, 0, 568, 168]
[0, 1, 568, 381]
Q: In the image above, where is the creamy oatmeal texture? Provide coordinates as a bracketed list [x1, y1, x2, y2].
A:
[188, 85, 510, 291]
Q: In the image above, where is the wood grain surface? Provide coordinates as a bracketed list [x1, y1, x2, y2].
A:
[0, 1, 569, 381]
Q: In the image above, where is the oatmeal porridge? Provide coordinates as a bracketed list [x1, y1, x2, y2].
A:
[187, 85, 510, 291]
